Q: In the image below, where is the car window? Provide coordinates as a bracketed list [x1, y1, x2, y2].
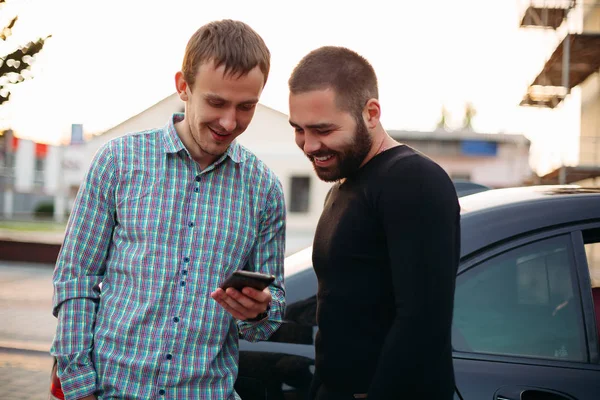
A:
[453, 235, 587, 362]
[583, 228, 600, 289]
[583, 228, 600, 342]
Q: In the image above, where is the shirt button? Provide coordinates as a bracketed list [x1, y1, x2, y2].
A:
[188, 222, 194, 227]
[195, 175, 201, 182]
[194, 187, 199, 193]
[166, 354, 173, 360]
[180, 281, 186, 287]
[182, 270, 188, 275]
[159, 389, 165, 395]
[183, 257, 190, 263]
[173, 317, 179, 323]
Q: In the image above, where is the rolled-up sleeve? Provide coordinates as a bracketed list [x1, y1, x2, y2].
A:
[237, 179, 286, 341]
[51, 142, 117, 400]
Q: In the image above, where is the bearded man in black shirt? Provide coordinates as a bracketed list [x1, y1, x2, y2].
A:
[287, 46, 461, 400]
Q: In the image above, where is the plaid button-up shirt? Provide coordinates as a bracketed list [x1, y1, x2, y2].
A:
[51, 113, 286, 400]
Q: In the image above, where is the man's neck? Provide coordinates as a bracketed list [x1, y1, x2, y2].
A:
[375, 135, 400, 156]
[360, 130, 399, 168]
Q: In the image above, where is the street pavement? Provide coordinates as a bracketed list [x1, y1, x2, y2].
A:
[0, 261, 56, 399]
[0, 347, 53, 400]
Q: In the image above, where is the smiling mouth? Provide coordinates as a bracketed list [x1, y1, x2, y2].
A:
[310, 153, 335, 167]
[209, 127, 230, 137]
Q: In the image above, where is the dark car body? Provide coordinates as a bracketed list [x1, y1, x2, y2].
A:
[235, 185, 600, 400]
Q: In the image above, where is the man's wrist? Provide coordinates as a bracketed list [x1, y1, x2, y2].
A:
[246, 303, 270, 322]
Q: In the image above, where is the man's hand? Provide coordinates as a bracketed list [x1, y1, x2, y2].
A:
[210, 286, 271, 320]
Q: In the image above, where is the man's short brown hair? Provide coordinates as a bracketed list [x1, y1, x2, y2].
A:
[182, 19, 271, 87]
[288, 46, 378, 118]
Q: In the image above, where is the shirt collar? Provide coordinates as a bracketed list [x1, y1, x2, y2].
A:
[161, 113, 243, 164]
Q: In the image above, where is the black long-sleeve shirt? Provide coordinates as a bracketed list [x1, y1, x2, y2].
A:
[312, 145, 460, 399]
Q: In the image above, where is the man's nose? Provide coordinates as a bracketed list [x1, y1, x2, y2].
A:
[219, 108, 237, 132]
[303, 132, 321, 154]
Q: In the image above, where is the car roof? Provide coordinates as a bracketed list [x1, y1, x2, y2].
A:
[285, 185, 600, 275]
[459, 185, 600, 258]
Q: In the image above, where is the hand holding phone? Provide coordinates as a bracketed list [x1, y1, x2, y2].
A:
[220, 270, 275, 291]
[213, 270, 274, 321]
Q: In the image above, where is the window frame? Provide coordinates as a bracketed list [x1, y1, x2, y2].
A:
[454, 224, 598, 366]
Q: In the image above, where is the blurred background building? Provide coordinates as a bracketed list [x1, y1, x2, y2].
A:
[0, 128, 55, 218]
[519, 0, 600, 185]
[391, 129, 531, 188]
[0, 92, 534, 253]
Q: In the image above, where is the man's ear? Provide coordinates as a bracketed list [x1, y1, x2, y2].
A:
[175, 71, 189, 101]
[363, 98, 381, 130]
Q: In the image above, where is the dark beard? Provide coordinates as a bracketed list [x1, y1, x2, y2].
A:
[312, 118, 373, 182]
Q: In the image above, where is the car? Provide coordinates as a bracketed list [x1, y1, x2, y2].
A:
[50, 185, 600, 400]
[234, 185, 600, 400]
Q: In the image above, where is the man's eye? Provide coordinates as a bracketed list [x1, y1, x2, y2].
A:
[294, 128, 304, 134]
[317, 130, 331, 135]
[239, 104, 256, 112]
[208, 100, 224, 108]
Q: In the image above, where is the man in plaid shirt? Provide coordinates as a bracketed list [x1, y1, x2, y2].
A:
[51, 19, 286, 400]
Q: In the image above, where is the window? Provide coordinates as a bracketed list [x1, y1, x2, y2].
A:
[460, 140, 498, 156]
[35, 156, 45, 172]
[34, 157, 45, 186]
[453, 235, 586, 361]
[289, 176, 310, 213]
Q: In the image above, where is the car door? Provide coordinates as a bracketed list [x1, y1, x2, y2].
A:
[452, 226, 600, 400]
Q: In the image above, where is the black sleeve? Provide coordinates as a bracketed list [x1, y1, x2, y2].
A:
[367, 157, 460, 399]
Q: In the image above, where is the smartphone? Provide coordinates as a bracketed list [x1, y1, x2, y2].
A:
[220, 270, 275, 291]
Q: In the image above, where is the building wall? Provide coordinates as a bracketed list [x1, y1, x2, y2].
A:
[579, 2, 600, 169]
[583, 1, 600, 33]
[580, 73, 600, 166]
[14, 139, 35, 192]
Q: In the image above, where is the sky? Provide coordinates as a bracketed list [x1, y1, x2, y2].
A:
[0, 0, 585, 175]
